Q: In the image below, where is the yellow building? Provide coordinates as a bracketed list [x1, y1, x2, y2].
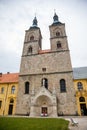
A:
[0, 72, 19, 116]
[73, 67, 87, 116]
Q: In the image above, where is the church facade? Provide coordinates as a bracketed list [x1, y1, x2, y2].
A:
[16, 13, 77, 117]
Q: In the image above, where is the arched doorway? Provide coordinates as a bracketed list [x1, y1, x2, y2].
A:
[79, 97, 87, 115]
[35, 95, 53, 116]
[8, 98, 14, 115]
[30, 86, 57, 117]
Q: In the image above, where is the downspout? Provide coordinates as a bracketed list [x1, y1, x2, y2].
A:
[3, 83, 9, 115]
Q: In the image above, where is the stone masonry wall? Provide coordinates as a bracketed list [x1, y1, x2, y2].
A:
[20, 51, 72, 75]
[16, 71, 77, 115]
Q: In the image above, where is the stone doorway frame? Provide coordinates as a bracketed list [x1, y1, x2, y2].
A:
[30, 87, 57, 117]
[41, 107, 48, 116]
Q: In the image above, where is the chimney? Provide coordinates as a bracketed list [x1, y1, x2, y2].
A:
[7, 72, 10, 74]
[0, 73, 2, 77]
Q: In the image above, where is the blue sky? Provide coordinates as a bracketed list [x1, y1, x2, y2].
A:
[0, 0, 87, 73]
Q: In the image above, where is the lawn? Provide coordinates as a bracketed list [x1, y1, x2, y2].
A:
[0, 117, 69, 130]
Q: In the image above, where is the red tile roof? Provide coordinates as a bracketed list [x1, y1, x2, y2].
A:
[39, 49, 51, 54]
[0, 73, 19, 83]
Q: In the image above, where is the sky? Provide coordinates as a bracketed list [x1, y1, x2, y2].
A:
[0, 0, 87, 73]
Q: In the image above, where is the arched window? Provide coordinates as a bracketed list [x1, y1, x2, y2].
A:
[25, 82, 29, 94]
[79, 97, 85, 102]
[10, 98, 14, 103]
[56, 31, 60, 36]
[28, 46, 32, 54]
[57, 41, 62, 49]
[1, 87, 4, 94]
[60, 79, 66, 92]
[41, 78, 48, 89]
[77, 82, 83, 90]
[11, 86, 15, 94]
[30, 35, 34, 41]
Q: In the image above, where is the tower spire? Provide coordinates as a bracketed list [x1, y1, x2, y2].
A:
[32, 16, 38, 27]
[53, 11, 59, 23]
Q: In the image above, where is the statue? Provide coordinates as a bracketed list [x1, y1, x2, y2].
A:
[52, 87, 56, 95]
[42, 79, 45, 87]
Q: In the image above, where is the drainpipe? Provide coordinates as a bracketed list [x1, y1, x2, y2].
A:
[3, 83, 9, 116]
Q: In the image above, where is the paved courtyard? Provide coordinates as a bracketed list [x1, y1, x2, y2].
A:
[64, 116, 87, 130]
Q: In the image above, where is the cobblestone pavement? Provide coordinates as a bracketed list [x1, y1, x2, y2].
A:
[64, 116, 87, 130]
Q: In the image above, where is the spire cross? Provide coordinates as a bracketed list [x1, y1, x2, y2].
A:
[35, 13, 36, 17]
[54, 9, 56, 14]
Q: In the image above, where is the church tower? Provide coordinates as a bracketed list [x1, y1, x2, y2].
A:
[16, 13, 77, 117]
[49, 13, 68, 52]
[23, 16, 42, 56]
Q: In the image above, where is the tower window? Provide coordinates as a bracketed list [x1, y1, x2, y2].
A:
[56, 31, 60, 36]
[60, 79, 66, 92]
[77, 82, 83, 90]
[11, 86, 15, 94]
[28, 46, 32, 54]
[42, 68, 46, 72]
[41, 78, 48, 89]
[25, 82, 29, 94]
[57, 41, 61, 49]
[57, 42, 62, 49]
[30, 35, 34, 41]
[79, 97, 85, 102]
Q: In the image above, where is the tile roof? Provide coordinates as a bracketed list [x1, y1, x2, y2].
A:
[0, 67, 87, 83]
[0, 73, 19, 83]
[39, 49, 51, 54]
[73, 67, 87, 79]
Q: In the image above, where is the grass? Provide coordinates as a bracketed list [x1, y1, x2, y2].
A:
[0, 117, 69, 130]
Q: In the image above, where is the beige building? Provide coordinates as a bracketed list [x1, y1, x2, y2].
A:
[16, 13, 77, 117]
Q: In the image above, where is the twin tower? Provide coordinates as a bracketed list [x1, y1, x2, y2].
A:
[23, 13, 68, 55]
[16, 13, 77, 117]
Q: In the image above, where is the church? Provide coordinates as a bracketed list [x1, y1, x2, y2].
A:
[16, 13, 77, 117]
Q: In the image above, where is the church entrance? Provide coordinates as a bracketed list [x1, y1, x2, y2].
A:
[41, 107, 48, 116]
[30, 87, 57, 117]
